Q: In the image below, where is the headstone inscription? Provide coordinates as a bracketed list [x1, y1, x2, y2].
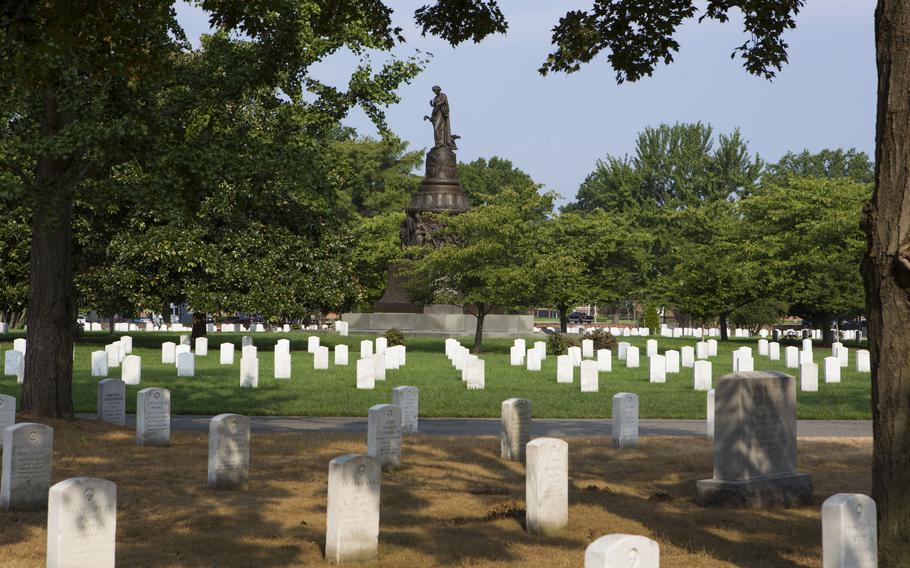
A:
[584, 534, 660, 568]
[46, 477, 117, 568]
[500, 398, 532, 462]
[136, 388, 170, 447]
[392, 386, 419, 433]
[612, 393, 638, 448]
[367, 404, 402, 470]
[821, 493, 877, 568]
[526, 437, 569, 536]
[325, 454, 380, 564]
[97, 379, 126, 426]
[696, 371, 812, 507]
[1, 422, 53, 510]
[207, 414, 251, 490]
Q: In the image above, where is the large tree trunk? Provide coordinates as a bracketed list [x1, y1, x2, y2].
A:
[611, 306, 620, 325]
[558, 303, 569, 333]
[471, 305, 487, 354]
[818, 313, 835, 347]
[719, 313, 729, 341]
[191, 311, 207, 343]
[867, 2, 910, 564]
[22, 93, 75, 418]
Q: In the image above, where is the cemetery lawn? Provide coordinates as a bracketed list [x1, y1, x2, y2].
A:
[0, 418, 870, 567]
[0, 332, 872, 419]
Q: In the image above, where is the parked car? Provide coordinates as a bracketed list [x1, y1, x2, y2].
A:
[567, 312, 594, 324]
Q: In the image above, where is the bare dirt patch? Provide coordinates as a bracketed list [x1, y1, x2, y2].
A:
[0, 419, 870, 567]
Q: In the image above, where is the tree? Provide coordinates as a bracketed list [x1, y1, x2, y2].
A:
[539, 210, 652, 332]
[741, 176, 869, 346]
[403, 188, 553, 352]
[767, 148, 875, 184]
[409, 4, 907, 554]
[1, 1, 420, 416]
[457, 156, 541, 206]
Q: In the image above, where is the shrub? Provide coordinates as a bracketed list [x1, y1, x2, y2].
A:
[385, 328, 406, 346]
[584, 328, 617, 351]
[547, 333, 579, 356]
[643, 305, 660, 334]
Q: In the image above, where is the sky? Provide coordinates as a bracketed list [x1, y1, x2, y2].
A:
[176, 1, 877, 203]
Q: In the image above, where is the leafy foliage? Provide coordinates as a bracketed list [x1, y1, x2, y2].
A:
[547, 333, 579, 356]
[643, 304, 660, 334]
[384, 328, 406, 346]
[584, 328, 617, 351]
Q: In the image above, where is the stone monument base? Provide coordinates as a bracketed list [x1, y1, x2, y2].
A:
[342, 312, 534, 337]
[696, 472, 813, 508]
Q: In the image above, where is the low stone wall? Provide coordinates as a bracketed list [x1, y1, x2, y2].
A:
[341, 313, 534, 337]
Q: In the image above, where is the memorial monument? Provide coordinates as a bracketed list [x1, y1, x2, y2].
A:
[345, 86, 533, 336]
[373, 85, 470, 313]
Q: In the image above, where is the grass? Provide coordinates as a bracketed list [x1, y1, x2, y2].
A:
[0, 418, 871, 567]
[0, 331, 872, 419]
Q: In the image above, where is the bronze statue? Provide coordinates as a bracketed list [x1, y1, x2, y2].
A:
[424, 86, 459, 150]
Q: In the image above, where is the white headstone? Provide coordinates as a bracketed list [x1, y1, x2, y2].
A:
[526, 348, 542, 371]
[836, 345, 849, 368]
[649, 354, 666, 383]
[176, 351, 194, 377]
[1, 422, 53, 510]
[696, 341, 709, 359]
[392, 386, 419, 433]
[375, 337, 388, 355]
[97, 379, 126, 426]
[800, 362, 819, 392]
[568, 345, 582, 367]
[0, 394, 15, 450]
[13, 337, 26, 354]
[367, 404, 402, 469]
[161, 342, 176, 364]
[356, 358, 375, 390]
[707, 389, 715, 440]
[121, 354, 141, 385]
[556, 355, 573, 384]
[694, 360, 712, 391]
[680, 346, 694, 368]
[612, 393, 638, 448]
[856, 349, 870, 373]
[822, 493, 877, 568]
[360, 339, 373, 359]
[625, 346, 640, 368]
[105, 343, 120, 368]
[758, 339, 768, 356]
[466, 356, 485, 390]
[596, 349, 612, 372]
[646, 339, 657, 357]
[617, 341, 629, 360]
[207, 414, 250, 490]
[195, 337, 208, 356]
[769, 341, 781, 360]
[580, 360, 599, 392]
[803, 338, 813, 353]
[665, 349, 680, 373]
[526, 437, 568, 536]
[180, 334, 190, 346]
[219, 343, 234, 365]
[4, 349, 22, 377]
[534, 341, 547, 360]
[89, 350, 108, 377]
[307, 336, 320, 353]
[707, 339, 718, 357]
[325, 454, 380, 564]
[241, 335, 253, 347]
[274, 349, 291, 379]
[174, 344, 191, 366]
[581, 339, 594, 358]
[121, 335, 133, 354]
[137, 388, 170, 446]
[334, 344, 349, 366]
[785, 346, 800, 368]
[372, 353, 386, 381]
[501, 398, 532, 462]
[240, 356, 258, 388]
[825, 356, 842, 383]
[585, 534, 659, 568]
[47, 477, 116, 568]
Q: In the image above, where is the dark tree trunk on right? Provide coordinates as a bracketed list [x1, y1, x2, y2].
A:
[867, 2, 910, 564]
[558, 303, 568, 333]
[719, 312, 729, 341]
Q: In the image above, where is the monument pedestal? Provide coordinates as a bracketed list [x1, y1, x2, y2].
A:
[696, 472, 813, 508]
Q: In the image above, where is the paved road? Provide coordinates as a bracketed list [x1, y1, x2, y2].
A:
[76, 414, 872, 438]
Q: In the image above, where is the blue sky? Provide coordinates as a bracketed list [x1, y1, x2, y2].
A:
[176, 1, 876, 203]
